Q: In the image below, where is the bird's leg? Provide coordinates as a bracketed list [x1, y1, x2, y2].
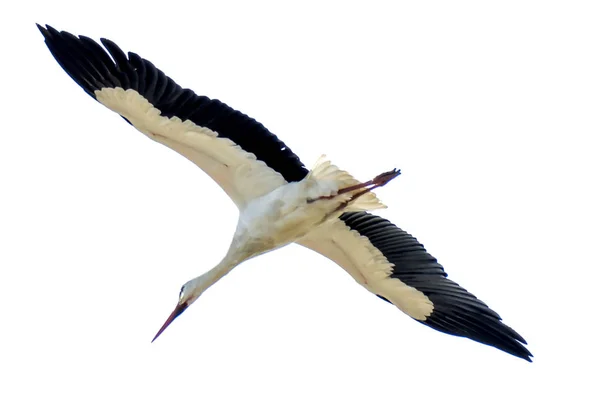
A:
[309, 168, 401, 203]
[331, 187, 381, 213]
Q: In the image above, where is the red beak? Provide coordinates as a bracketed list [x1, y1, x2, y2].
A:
[152, 302, 189, 342]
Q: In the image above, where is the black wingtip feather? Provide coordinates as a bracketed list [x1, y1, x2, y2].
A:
[340, 211, 533, 362]
[36, 23, 45, 35]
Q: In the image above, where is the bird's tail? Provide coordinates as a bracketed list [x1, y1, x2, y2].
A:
[306, 155, 388, 211]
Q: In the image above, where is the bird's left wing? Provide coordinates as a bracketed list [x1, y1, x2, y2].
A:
[298, 211, 532, 361]
[37, 25, 308, 208]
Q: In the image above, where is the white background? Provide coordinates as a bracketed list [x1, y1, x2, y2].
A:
[1, 1, 599, 399]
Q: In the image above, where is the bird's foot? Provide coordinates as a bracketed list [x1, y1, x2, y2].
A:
[371, 168, 401, 188]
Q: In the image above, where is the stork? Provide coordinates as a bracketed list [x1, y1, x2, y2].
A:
[37, 24, 532, 362]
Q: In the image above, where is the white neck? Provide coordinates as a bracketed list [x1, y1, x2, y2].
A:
[202, 254, 240, 291]
[193, 229, 264, 295]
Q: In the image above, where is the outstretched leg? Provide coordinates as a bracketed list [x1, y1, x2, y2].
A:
[308, 168, 401, 203]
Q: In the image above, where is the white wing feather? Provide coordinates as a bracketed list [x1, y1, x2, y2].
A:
[297, 220, 434, 320]
[96, 87, 287, 209]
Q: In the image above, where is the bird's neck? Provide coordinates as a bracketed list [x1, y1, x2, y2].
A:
[198, 230, 262, 293]
[201, 257, 238, 292]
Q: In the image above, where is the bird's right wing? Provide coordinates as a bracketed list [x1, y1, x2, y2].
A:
[297, 211, 532, 361]
[37, 25, 309, 209]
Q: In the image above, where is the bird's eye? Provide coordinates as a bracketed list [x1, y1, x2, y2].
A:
[179, 286, 185, 298]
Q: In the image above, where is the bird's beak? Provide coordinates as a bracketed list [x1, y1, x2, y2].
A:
[152, 302, 189, 342]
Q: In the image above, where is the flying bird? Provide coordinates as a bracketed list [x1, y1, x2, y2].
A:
[37, 24, 532, 362]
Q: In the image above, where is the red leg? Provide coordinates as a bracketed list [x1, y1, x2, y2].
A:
[309, 168, 401, 203]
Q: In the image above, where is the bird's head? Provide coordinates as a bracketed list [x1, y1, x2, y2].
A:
[151, 276, 207, 342]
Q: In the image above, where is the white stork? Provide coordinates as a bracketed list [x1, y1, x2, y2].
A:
[38, 24, 532, 362]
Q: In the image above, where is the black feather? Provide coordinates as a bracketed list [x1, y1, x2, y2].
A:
[340, 211, 532, 362]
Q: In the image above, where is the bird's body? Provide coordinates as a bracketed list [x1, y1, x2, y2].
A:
[218, 163, 382, 264]
[237, 181, 335, 253]
[38, 24, 533, 361]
